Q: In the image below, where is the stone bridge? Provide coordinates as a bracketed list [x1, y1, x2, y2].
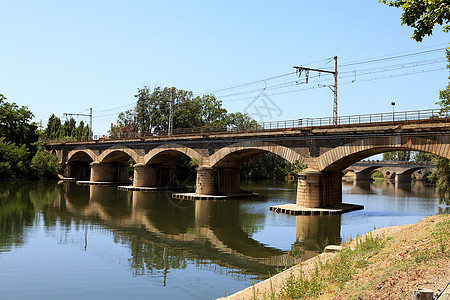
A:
[346, 161, 435, 182]
[47, 117, 450, 210]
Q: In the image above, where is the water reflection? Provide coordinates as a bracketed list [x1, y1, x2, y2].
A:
[46, 183, 298, 280]
[347, 180, 437, 198]
[0, 181, 58, 252]
[0, 180, 446, 300]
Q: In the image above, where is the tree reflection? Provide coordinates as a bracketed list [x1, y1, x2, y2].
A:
[0, 181, 58, 252]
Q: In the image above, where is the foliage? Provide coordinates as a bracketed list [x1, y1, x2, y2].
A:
[0, 137, 30, 179]
[428, 157, 450, 204]
[279, 266, 324, 299]
[382, 151, 411, 161]
[430, 48, 450, 205]
[0, 95, 38, 145]
[380, 0, 450, 42]
[277, 233, 384, 299]
[437, 49, 450, 109]
[110, 86, 256, 137]
[30, 144, 60, 180]
[42, 114, 90, 140]
[412, 151, 434, 162]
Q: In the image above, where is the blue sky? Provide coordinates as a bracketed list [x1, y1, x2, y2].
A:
[1, 1, 449, 135]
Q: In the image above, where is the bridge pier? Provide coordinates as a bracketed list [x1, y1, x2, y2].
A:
[90, 162, 129, 183]
[395, 173, 412, 184]
[196, 167, 241, 196]
[297, 169, 342, 208]
[133, 164, 157, 187]
[354, 171, 372, 182]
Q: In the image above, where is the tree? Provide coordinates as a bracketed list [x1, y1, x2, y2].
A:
[0, 97, 38, 145]
[225, 112, 257, 131]
[0, 137, 30, 179]
[30, 144, 60, 179]
[430, 49, 450, 205]
[381, 0, 450, 42]
[43, 114, 62, 139]
[112, 86, 236, 136]
[42, 114, 90, 140]
[428, 157, 450, 204]
[383, 151, 411, 161]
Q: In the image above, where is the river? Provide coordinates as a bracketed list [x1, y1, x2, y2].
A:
[0, 180, 447, 300]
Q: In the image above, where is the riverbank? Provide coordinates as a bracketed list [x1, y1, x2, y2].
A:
[221, 213, 450, 299]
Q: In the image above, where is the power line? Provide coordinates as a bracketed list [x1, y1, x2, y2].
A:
[220, 66, 446, 103]
[215, 58, 446, 101]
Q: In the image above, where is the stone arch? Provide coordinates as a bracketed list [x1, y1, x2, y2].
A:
[66, 148, 97, 180]
[413, 168, 433, 181]
[98, 146, 141, 164]
[208, 140, 304, 168]
[144, 144, 204, 165]
[67, 148, 96, 163]
[318, 136, 447, 172]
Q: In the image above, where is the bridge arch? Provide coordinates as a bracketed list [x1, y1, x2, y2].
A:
[98, 146, 141, 164]
[66, 148, 97, 179]
[318, 136, 446, 172]
[208, 140, 304, 168]
[144, 143, 204, 165]
[67, 148, 96, 163]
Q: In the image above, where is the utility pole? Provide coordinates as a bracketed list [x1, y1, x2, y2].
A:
[294, 56, 338, 125]
[63, 108, 93, 140]
[168, 92, 174, 135]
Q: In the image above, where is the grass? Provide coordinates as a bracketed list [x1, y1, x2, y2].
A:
[244, 215, 450, 300]
[274, 233, 384, 299]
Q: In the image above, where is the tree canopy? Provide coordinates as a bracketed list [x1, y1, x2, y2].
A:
[110, 86, 256, 137]
[0, 94, 38, 145]
[381, 0, 450, 42]
[42, 114, 90, 141]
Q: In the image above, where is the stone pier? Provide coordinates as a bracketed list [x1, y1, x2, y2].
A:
[296, 169, 342, 208]
[89, 162, 129, 183]
[196, 167, 241, 196]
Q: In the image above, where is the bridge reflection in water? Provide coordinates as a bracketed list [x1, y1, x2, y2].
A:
[0, 180, 446, 299]
[43, 182, 347, 281]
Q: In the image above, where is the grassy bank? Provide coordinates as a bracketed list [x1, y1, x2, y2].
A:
[224, 214, 450, 300]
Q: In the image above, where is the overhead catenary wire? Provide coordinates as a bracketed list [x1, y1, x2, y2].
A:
[90, 44, 448, 131]
[195, 45, 447, 100]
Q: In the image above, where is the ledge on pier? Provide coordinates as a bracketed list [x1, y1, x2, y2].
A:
[117, 185, 194, 192]
[76, 181, 130, 186]
[269, 203, 364, 216]
[171, 192, 258, 200]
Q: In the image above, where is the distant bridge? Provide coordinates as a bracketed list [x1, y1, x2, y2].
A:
[47, 108, 450, 210]
[346, 161, 435, 182]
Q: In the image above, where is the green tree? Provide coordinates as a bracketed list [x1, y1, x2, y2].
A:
[0, 137, 30, 179]
[225, 112, 257, 131]
[382, 151, 411, 161]
[42, 114, 90, 140]
[113, 86, 241, 136]
[43, 114, 62, 139]
[0, 97, 38, 145]
[30, 145, 60, 179]
[430, 48, 450, 205]
[381, 0, 450, 42]
[428, 157, 450, 204]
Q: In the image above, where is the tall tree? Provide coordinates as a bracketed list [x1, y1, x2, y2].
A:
[42, 114, 90, 140]
[112, 86, 234, 137]
[381, 0, 450, 42]
[0, 97, 38, 145]
[430, 49, 450, 205]
[383, 151, 411, 161]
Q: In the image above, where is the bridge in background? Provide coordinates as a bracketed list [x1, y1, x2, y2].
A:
[346, 161, 435, 182]
[46, 108, 450, 212]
